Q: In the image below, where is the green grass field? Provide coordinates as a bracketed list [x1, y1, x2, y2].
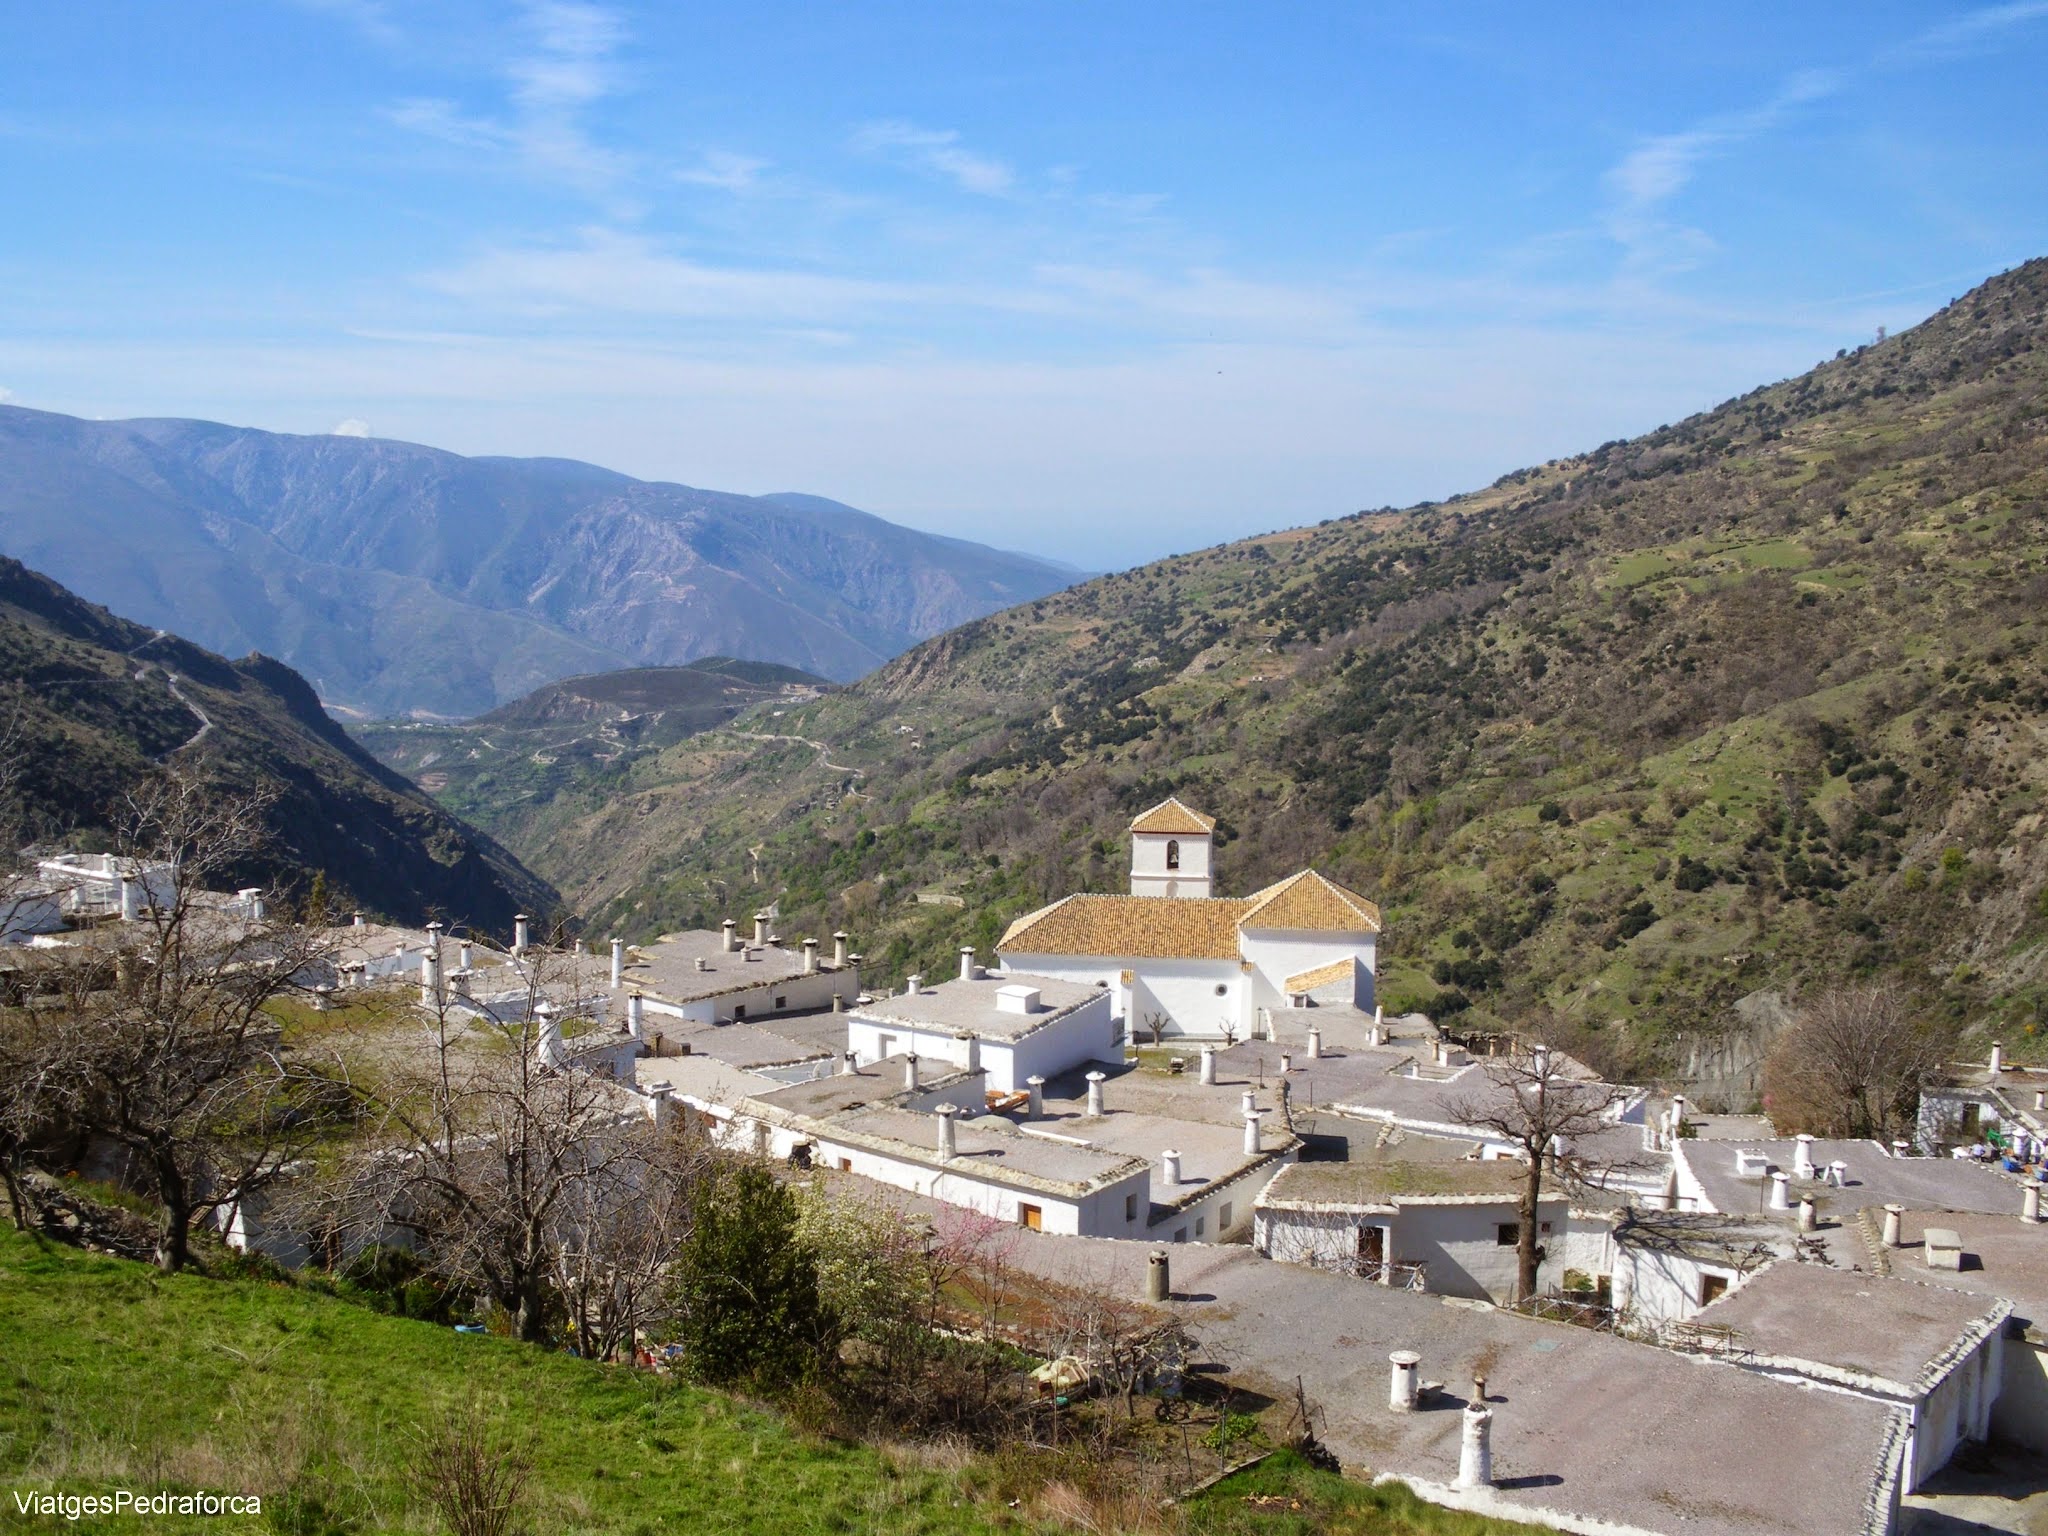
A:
[0, 1227, 1556, 1535]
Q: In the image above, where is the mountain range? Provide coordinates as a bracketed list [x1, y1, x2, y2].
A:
[378, 258, 2048, 1088]
[0, 407, 1079, 718]
[0, 557, 553, 933]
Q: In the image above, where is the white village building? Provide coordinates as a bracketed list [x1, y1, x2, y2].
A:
[997, 798, 1381, 1040]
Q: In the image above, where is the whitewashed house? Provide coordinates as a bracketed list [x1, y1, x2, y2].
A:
[998, 799, 1380, 1040]
[1254, 1156, 1616, 1303]
[846, 964, 1116, 1093]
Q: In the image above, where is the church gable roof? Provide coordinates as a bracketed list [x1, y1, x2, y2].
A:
[1129, 797, 1216, 835]
[999, 893, 1251, 960]
[1240, 870, 1383, 934]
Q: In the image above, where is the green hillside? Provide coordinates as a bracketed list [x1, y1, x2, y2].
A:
[0, 1226, 1550, 1536]
[0, 558, 557, 935]
[405, 259, 2048, 1079]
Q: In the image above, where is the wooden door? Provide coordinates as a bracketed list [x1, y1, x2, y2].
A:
[1358, 1225, 1385, 1268]
[1021, 1204, 1043, 1231]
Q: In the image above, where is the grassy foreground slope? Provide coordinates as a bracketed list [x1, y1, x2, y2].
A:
[0, 1228, 1550, 1536]
[424, 260, 2048, 1074]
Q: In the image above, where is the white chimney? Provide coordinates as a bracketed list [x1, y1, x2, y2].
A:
[1026, 1075, 1045, 1119]
[904, 1054, 920, 1091]
[535, 1005, 564, 1068]
[514, 914, 530, 954]
[646, 1081, 674, 1127]
[1162, 1149, 1182, 1186]
[1827, 1160, 1848, 1187]
[1307, 1027, 1323, 1060]
[1530, 1043, 1550, 1077]
[1457, 1403, 1494, 1489]
[627, 991, 645, 1042]
[1085, 1070, 1106, 1118]
[1279, 1052, 1293, 1074]
[1146, 1250, 1170, 1301]
[841, 1051, 858, 1076]
[1199, 1046, 1217, 1085]
[753, 911, 769, 946]
[1670, 1095, 1687, 1134]
[2036, 1091, 2047, 1113]
[963, 1036, 981, 1074]
[721, 918, 737, 954]
[419, 948, 440, 1006]
[2025, 1185, 2042, 1224]
[459, 940, 473, 970]
[610, 937, 623, 988]
[906, 973, 923, 996]
[695, 956, 708, 972]
[1990, 1042, 2005, 1075]
[935, 1103, 958, 1161]
[803, 938, 819, 975]
[1769, 1171, 1791, 1210]
[1882, 1204, 1904, 1247]
[996, 985, 1041, 1015]
[1243, 1109, 1263, 1156]
[1797, 1197, 1817, 1232]
[960, 946, 977, 981]
[118, 877, 140, 922]
[1793, 1135, 1816, 1180]
[833, 931, 849, 968]
[1893, 1139, 1912, 1158]
[1389, 1350, 1421, 1412]
[352, 911, 364, 929]
[241, 887, 266, 921]
[1241, 1088, 1257, 1116]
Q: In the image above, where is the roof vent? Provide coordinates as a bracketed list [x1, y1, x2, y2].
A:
[995, 984, 1042, 1015]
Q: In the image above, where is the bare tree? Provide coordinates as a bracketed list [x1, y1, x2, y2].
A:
[317, 930, 664, 1343]
[1447, 1045, 1630, 1304]
[1763, 984, 1952, 1140]
[6, 775, 340, 1270]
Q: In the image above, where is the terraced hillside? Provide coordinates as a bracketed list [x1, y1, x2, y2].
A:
[354, 658, 829, 836]
[408, 260, 2048, 1082]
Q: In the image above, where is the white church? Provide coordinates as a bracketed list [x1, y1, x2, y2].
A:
[997, 798, 1381, 1041]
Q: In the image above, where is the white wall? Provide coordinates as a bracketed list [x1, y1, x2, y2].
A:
[1131, 832, 1212, 898]
[1611, 1243, 1750, 1326]
[1153, 1152, 1297, 1245]
[847, 991, 1117, 1091]
[1000, 952, 1248, 1040]
[640, 967, 855, 1028]
[1239, 929, 1378, 1011]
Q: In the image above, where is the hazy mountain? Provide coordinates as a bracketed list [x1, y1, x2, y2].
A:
[0, 409, 1079, 718]
[409, 259, 2048, 1079]
[0, 557, 555, 934]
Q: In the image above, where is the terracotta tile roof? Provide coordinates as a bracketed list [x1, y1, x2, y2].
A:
[1284, 957, 1356, 993]
[1240, 870, 1382, 934]
[1129, 797, 1216, 835]
[999, 894, 1252, 960]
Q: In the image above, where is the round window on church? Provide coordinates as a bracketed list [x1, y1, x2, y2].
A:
[1214, 984, 1227, 997]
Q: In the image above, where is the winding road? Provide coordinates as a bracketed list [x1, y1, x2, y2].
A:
[728, 730, 865, 778]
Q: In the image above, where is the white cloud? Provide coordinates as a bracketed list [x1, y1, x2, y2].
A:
[0, 386, 15, 404]
[331, 417, 372, 437]
[1602, 70, 1842, 274]
[1881, 0, 2048, 65]
[383, 1, 631, 197]
[676, 150, 769, 191]
[851, 120, 1014, 196]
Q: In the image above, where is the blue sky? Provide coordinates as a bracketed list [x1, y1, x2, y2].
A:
[3, 3, 2047, 567]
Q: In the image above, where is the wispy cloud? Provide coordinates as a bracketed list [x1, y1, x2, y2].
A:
[1602, 69, 1841, 275]
[384, 0, 631, 198]
[676, 150, 770, 192]
[1880, 0, 2048, 65]
[851, 120, 1014, 196]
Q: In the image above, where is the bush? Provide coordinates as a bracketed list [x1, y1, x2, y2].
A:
[670, 1161, 839, 1393]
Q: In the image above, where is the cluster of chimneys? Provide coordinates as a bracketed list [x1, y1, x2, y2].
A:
[1388, 1351, 1494, 1487]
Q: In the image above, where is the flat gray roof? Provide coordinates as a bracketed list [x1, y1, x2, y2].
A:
[1259, 1153, 1529, 1209]
[620, 928, 843, 1003]
[1696, 1262, 2006, 1391]
[850, 971, 1103, 1041]
[820, 1105, 1147, 1193]
[1885, 1208, 2048, 1323]
[752, 1054, 978, 1118]
[1677, 1139, 2027, 1224]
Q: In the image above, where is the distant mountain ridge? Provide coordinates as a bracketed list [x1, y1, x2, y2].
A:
[0, 408, 1079, 718]
[0, 556, 555, 933]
